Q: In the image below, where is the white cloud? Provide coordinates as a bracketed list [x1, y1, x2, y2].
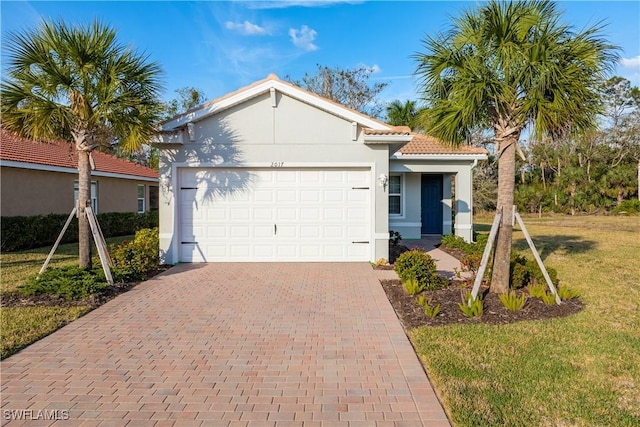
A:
[289, 25, 318, 51]
[224, 20, 268, 36]
[620, 56, 640, 70]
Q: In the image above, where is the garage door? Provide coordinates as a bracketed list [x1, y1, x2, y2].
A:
[178, 167, 372, 262]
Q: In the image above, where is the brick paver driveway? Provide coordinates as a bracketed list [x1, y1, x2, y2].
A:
[1, 263, 450, 426]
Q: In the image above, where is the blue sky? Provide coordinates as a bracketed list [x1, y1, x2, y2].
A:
[2, 0, 639, 108]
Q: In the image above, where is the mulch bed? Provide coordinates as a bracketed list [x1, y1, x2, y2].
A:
[380, 279, 584, 328]
[2, 265, 172, 308]
[378, 243, 584, 327]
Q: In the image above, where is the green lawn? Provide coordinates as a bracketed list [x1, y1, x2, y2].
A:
[409, 215, 640, 426]
[0, 236, 132, 359]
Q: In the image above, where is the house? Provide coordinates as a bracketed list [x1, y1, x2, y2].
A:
[0, 127, 159, 217]
[155, 74, 487, 264]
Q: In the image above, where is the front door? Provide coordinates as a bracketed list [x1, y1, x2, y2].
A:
[421, 174, 443, 234]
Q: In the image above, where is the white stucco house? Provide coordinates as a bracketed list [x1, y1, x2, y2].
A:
[155, 74, 487, 264]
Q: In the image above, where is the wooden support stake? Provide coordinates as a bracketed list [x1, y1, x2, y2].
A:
[85, 207, 114, 285]
[39, 207, 77, 275]
[515, 212, 561, 305]
[470, 209, 502, 302]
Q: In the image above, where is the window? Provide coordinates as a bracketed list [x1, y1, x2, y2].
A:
[74, 181, 98, 213]
[149, 186, 159, 211]
[137, 185, 145, 213]
[389, 175, 402, 215]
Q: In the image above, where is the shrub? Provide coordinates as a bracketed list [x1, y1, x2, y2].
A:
[395, 250, 446, 291]
[557, 284, 580, 300]
[461, 253, 482, 272]
[613, 199, 640, 214]
[403, 277, 425, 295]
[1, 211, 159, 252]
[19, 266, 107, 300]
[499, 290, 526, 312]
[528, 283, 547, 299]
[459, 290, 483, 317]
[424, 300, 441, 319]
[510, 254, 531, 289]
[441, 233, 488, 255]
[541, 292, 558, 305]
[111, 227, 159, 281]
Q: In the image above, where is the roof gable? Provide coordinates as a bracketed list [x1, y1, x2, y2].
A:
[161, 74, 394, 132]
[0, 128, 158, 179]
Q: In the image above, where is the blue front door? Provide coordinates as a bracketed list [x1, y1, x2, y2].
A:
[421, 174, 443, 234]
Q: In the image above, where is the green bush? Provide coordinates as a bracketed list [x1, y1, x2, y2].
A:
[403, 277, 425, 295]
[508, 254, 559, 289]
[395, 249, 446, 291]
[527, 283, 547, 299]
[459, 290, 483, 317]
[557, 284, 580, 300]
[441, 233, 487, 255]
[1, 211, 158, 252]
[613, 199, 640, 214]
[18, 266, 107, 300]
[499, 290, 526, 312]
[111, 227, 159, 281]
[424, 301, 441, 319]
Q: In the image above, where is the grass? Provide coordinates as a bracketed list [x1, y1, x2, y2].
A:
[409, 215, 640, 426]
[0, 236, 132, 359]
[0, 306, 92, 359]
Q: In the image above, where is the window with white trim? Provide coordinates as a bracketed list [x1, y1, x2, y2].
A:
[74, 181, 98, 213]
[389, 175, 402, 215]
[137, 185, 145, 213]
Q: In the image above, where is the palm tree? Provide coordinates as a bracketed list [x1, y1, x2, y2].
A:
[1, 19, 163, 269]
[414, 0, 618, 293]
[386, 100, 416, 127]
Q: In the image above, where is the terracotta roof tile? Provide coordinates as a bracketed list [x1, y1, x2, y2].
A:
[363, 126, 411, 136]
[0, 128, 158, 179]
[398, 133, 487, 155]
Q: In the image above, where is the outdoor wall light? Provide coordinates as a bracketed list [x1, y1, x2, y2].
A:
[378, 173, 388, 189]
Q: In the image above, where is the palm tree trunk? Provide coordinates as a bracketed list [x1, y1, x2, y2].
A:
[490, 136, 518, 293]
[77, 149, 92, 270]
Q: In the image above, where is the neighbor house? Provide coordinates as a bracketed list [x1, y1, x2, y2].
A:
[155, 74, 487, 264]
[0, 127, 159, 217]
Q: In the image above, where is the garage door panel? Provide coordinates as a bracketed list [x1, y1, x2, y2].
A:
[324, 208, 345, 221]
[254, 225, 274, 238]
[206, 208, 227, 220]
[179, 167, 371, 262]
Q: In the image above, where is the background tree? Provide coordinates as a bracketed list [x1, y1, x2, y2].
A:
[287, 64, 388, 118]
[1, 19, 163, 269]
[386, 100, 417, 128]
[161, 86, 207, 120]
[414, 0, 618, 293]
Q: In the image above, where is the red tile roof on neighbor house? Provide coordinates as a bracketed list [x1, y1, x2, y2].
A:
[398, 133, 487, 156]
[0, 127, 158, 179]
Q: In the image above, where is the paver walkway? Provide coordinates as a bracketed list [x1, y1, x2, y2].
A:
[1, 263, 450, 426]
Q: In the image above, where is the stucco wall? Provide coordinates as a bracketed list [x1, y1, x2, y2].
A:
[158, 93, 391, 264]
[1, 167, 156, 216]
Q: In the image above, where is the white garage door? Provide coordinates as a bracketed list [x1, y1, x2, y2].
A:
[178, 167, 372, 262]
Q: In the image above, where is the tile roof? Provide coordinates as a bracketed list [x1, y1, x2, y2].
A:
[363, 126, 411, 136]
[0, 127, 158, 179]
[398, 133, 487, 155]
